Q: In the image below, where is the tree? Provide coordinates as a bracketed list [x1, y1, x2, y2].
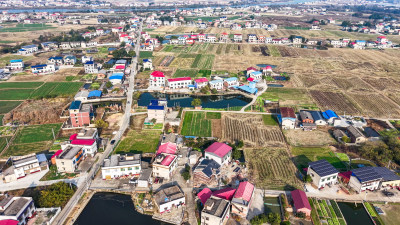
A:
[181, 165, 191, 180]
[280, 221, 291, 225]
[304, 174, 312, 183]
[296, 212, 306, 219]
[120, 41, 126, 47]
[95, 119, 109, 130]
[112, 48, 128, 58]
[164, 123, 171, 133]
[232, 148, 242, 160]
[342, 136, 351, 143]
[191, 98, 202, 107]
[211, 88, 218, 94]
[38, 182, 76, 208]
[102, 88, 108, 94]
[156, 35, 164, 43]
[237, 140, 244, 148]
[151, 118, 157, 124]
[341, 21, 352, 27]
[106, 81, 113, 89]
[128, 50, 136, 57]
[200, 86, 210, 94]
[363, 21, 373, 27]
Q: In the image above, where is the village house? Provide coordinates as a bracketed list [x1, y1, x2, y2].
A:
[0, 196, 36, 225]
[349, 167, 382, 192]
[143, 58, 153, 70]
[68, 100, 94, 128]
[60, 42, 71, 49]
[204, 142, 232, 165]
[224, 77, 239, 88]
[292, 36, 303, 44]
[258, 35, 266, 43]
[101, 154, 141, 179]
[193, 158, 221, 187]
[55, 146, 84, 173]
[81, 56, 93, 64]
[322, 110, 338, 124]
[147, 99, 167, 124]
[48, 56, 64, 66]
[9, 59, 24, 71]
[248, 34, 257, 43]
[167, 77, 192, 89]
[346, 125, 367, 144]
[291, 189, 312, 217]
[152, 153, 178, 180]
[209, 79, 224, 90]
[154, 184, 185, 214]
[372, 167, 400, 188]
[150, 71, 166, 88]
[201, 196, 231, 225]
[197, 34, 206, 42]
[64, 55, 77, 65]
[272, 38, 282, 45]
[309, 111, 327, 126]
[84, 61, 99, 74]
[31, 64, 56, 74]
[1, 153, 47, 183]
[194, 78, 209, 89]
[233, 34, 242, 42]
[279, 107, 296, 129]
[138, 168, 152, 188]
[246, 67, 258, 76]
[220, 32, 229, 42]
[63, 134, 97, 157]
[248, 71, 262, 82]
[41, 41, 58, 51]
[231, 181, 255, 218]
[109, 72, 124, 85]
[299, 111, 314, 124]
[206, 34, 217, 43]
[307, 159, 339, 189]
[18, 44, 38, 55]
[262, 66, 273, 75]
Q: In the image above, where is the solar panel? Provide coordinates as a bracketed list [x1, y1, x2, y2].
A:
[309, 159, 339, 177]
[352, 167, 382, 183]
[372, 167, 400, 182]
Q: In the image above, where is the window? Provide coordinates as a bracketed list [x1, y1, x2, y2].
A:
[321, 178, 325, 182]
[128, 167, 132, 171]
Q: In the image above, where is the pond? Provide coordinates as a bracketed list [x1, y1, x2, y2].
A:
[256, 64, 277, 68]
[264, 197, 281, 214]
[337, 202, 374, 225]
[138, 92, 252, 109]
[267, 84, 284, 88]
[74, 192, 166, 225]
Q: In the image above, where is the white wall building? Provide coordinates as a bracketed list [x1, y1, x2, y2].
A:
[307, 160, 339, 189]
[101, 154, 141, 179]
[167, 77, 192, 89]
[154, 185, 185, 213]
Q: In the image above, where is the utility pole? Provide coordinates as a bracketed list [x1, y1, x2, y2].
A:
[52, 128, 56, 140]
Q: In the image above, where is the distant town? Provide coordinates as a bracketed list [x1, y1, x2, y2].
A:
[1, 1, 400, 225]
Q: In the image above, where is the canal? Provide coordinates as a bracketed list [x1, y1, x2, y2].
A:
[138, 92, 252, 109]
[337, 202, 374, 225]
[74, 192, 166, 225]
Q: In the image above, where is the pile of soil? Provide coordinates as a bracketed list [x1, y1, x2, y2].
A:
[4, 98, 70, 125]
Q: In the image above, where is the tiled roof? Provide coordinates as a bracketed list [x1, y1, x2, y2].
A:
[291, 189, 311, 211]
[233, 181, 254, 202]
[205, 142, 232, 158]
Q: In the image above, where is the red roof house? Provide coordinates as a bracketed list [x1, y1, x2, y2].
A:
[69, 133, 78, 140]
[212, 187, 236, 201]
[167, 77, 192, 82]
[205, 142, 232, 165]
[291, 189, 312, 217]
[115, 65, 125, 70]
[160, 154, 176, 166]
[151, 71, 165, 78]
[51, 149, 63, 164]
[233, 181, 254, 203]
[247, 67, 257, 71]
[194, 78, 208, 83]
[71, 139, 96, 146]
[157, 142, 177, 155]
[197, 188, 212, 204]
[0, 220, 19, 225]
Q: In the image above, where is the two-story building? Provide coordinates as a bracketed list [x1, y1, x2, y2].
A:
[279, 107, 296, 129]
[31, 64, 56, 74]
[204, 142, 232, 165]
[193, 158, 221, 187]
[349, 167, 382, 192]
[167, 77, 192, 89]
[0, 196, 36, 225]
[231, 181, 255, 218]
[55, 146, 85, 173]
[201, 196, 230, 225]
[307, 159, 339, 189]
[209, 79, 224, 90]
[102, 154, 141, 179]
[194, 78, 209, 89]
[147, 99, 167, 124]
[152, 153, 178, 180]
[84, 61, 99, 74]
[154, 184, 185, 214]
[68, 100, 94, 128]
[149, 71, 165, 88]
[9, 59, 24, 71]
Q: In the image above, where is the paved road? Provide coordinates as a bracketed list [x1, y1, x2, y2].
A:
[52, 22, 143, 225]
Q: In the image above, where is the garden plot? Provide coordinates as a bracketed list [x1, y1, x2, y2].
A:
[284, 129, 335, 147]
[309, 90, 360, 115]
[169, 57, 194, 69]
[181, 111, 212, 137]
[332, 77, 372, 91]
[348, 93, 400, 118]
[29, 82, 83, 99]
[191, 54, 214, 70]
[173, 69, 199, 78]
[244, 148, 302, 190]
[159, 56, 175, 67]
[266, 45, 281, 57]
[221, 114, 285, 147]
[115, 130, 161, 154]
[291, 147, 347, 171]
[311, 198, 346, 225]
[362, 77, 400, 91]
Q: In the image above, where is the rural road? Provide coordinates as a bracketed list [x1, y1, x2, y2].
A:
[51, 21, 143, 225]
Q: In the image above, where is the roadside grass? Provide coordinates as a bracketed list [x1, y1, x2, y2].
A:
[40, 165, 77, 181]
[181, 111, 212, 137]
[115, 130, 161, 154]
[375, 203, 400, 225]
[291, 146, 347, 171]
[13, 123, 62, 144]
[206, 112, 221, 119]
[262, 115, 278, 126]
[4, 141, 52, 156]
[350, 159, 376, 169]
[0, 101, 22, 114]
[0, 115, 3, 126]
[0, 136, 11, 154]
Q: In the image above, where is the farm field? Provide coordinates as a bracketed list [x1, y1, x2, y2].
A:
[259, 88, 317, 110]
[221, 113, 285, 147]
[115, 130, 161, 154]
[13, 123, 62, 144]
[0, 101, 22, 114]
[0, 23, 55, 32]
[0, 89, 35, 100]
[0, 82, 43, 89]
[173, 69, 199, 78]
[309, 90, 360, 115]
[139, 51, 153, 59]
[181, 111, 212, 137]
[291, 146, 347, 171]
[284, 129, 335, 146]
[29, 82, 83, 99]
[262, 115, 278, 126]
[375, 203, 400, 225]
[191, 54, 214, 70]
[245, 148, 302, 190]
[311, 198, 346, 225]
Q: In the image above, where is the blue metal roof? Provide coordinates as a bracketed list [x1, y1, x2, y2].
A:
[251, 71, 262, 75]
[31, 64, 47, 68]
[109, 75, 123, 80]
[49, 56, 63, 60]
[372, 167, 400, 182]
[310, 111, 323, 121]
[36, 154, 47, 163]
[10, 59, 22, 63]
[238, 85, 258, 94]
[112, 72, 124, 76]
[323, 110, 338, 119]
[209, 79, 223, 84]
[22, 44, 37, 48]
[148, 105, 164, 110]
[143, 59, 149, 62]
[85, 61, 94, 65]
[69, 100, 81, 110]
[224, 77, 237, 82]
[88, 90, 102, 98]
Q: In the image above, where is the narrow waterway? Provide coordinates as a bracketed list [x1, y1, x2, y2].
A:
[74, 192, 166, 225]
[337, 202, 374, 225]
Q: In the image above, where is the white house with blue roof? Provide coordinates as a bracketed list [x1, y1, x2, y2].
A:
[9, 59, 24, 71]
[349, 167, 382, 192]
[31, 64, 56, 74]
[18, 44, 38, 55]
[109, 72, 124, 85]
[48, 56, 64, 65]
[84, 61, 99, 74]
[322, 110, 338, 124]
[209, 79, 224, 90]
[307, 159, 339, 189]
[248, 71, 262, 81]
[143, 58, 153, 70]
[224, 77, 239, 88]
[147, 99, 167, 124]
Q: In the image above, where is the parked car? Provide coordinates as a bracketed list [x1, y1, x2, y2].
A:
[383, 190, 395, 197]
[129, 178, 138, 184]
[110, 140, 116, 145]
